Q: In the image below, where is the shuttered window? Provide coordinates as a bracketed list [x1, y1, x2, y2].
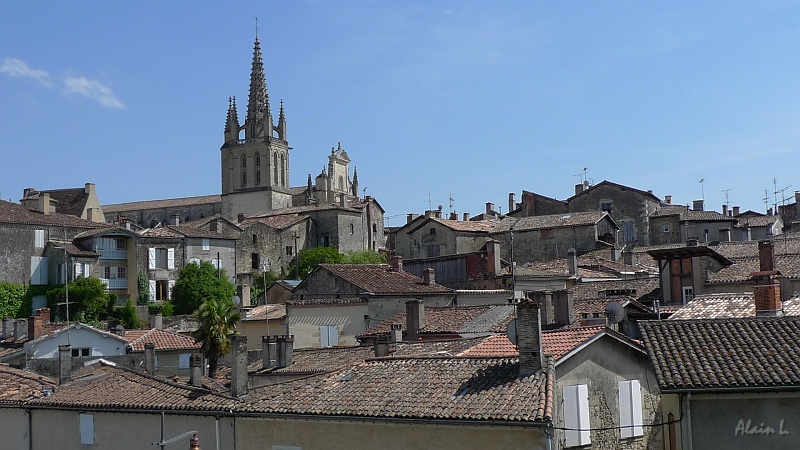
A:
[619, 380, 644, 438]
[320, 325, 339, 347]
[563, 384, 591, 447]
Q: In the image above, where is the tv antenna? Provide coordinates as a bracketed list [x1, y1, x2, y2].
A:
[698, 179, 705, 201]
[721, 188, 732, 211]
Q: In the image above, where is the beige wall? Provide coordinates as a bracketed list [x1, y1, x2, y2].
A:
[0, 407, 30, 449]
[235, 417, 548, 450]
[240, 318, 287, 350]
[287, 303, 368, 348]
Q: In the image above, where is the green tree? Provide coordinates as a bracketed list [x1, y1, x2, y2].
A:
[171, 261, 236, 315]
[288, 247, 344, 279]
[192, 297, 240, 378]
[137, 272, 150, 305]
[0, 282, 25, 318]
[111, 299, 143, 329]
[250, 271, 279, 306]
[342, 250, 387, 264]
[46, 277, 111, 323]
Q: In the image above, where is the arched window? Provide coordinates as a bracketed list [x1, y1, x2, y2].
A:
[240, 155, 247, 188]
[274, 152, 279, 185]
[280, 153, 285, 187]
[254, 152, 261, 185]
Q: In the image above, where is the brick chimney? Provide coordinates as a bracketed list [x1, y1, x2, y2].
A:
[36, 308, 50, 325]
[144, 342, 156, 374]
[231, 335, 248, 397]
[238, 213, 245, 223]
[422, 268, 435, 285]
[752, 241, 782, 317]
[374, 333, 390, 357]
[517, 299, 543, 377]
[27, 315, 43, 341]
[405, 299, 425, 341]
[58, 344, 72, 384]
[389, 255, 403, 272]
[758, 240, 775, 271]
[449, 211, 458, 221]
[189, 354, 202, 387]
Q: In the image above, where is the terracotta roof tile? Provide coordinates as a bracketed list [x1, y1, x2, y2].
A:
[240, 213, 308, 229]
[459, 326, 607, 362]
[707, 255, 800, 283]
[668, 293, 800, 320]
[315, 264, 454, 295]
[0, 364, 56, 403]
[0, 200, 108, 229]
[570, 278, 661, 302]
[287, 297, 367, 306]
[426, 217, 497, 233]
[360, 305, 514, 337]
[242, 304, 286, 321]
[123, 328, 201, 352]
[640, 317, 800, 392]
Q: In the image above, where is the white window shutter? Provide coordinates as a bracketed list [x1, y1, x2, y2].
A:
[320, 325, 330, 347]
[202, 238, 210, 251]
[74, 262, 82, 277]
[564, 384, 591, 447]
[35, 229, 45, 248]
[619, 380, 643, 438]
[168, 280, 175, 300]
[167, 248, 175, 269]
[149, 280, 156, 299]
[79, 414, 94, 445]
[148, 248, 156, 269]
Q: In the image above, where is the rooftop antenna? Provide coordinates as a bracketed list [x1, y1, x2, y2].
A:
[698, 179, 705, 201]
[573, 167, 588, 184]
[721, 188, 732, 211]
[449, 192, 454, 215]
[763, 189, 770, 214]
[774, 182, 792, 215]
[428, 193, 432, 212]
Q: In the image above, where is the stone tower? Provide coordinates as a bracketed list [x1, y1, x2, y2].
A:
[220, 36, 292, 220]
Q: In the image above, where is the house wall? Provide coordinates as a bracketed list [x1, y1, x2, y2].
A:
[239, 318, 287, 350]
[0, 407, 30, 449]
[0, 224, 88, 285]
[493, 225, 600, 264]
[24, 327, 127, 359]
[286, 303, 368, 348]
[554, 336, 663, 450]
[649, 216, 682, 245]
[105, 202, 222, 228]
[30, 409, 235, 450]
[138, 237, 183, 301]
[222, 189, 293, 223]
[185, 236, 237, 277]
[683, 221, 736, 244]
[519, 191, 569, 217]
[238, 220, 310, 276]
[234, 417, 548, 450]
[568, 184, 659, 247]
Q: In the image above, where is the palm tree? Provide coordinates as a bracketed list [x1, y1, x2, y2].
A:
[192, 297, 240, 378]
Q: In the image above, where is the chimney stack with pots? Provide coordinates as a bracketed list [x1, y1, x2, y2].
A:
[276, 335, 294, 368]
[485, 202, 494, 216]
[462, 212, 470, 221]
[405, 300, 425, 341]
[692, 200, 704, 211]
[732, 206, 740, 216]
[389, 255, 403, 272]
[751, 241, 782, 317]
[374, 333, 390, 357]
[389, 323, 403, 343]
[664, 195, 672, 204]
[530, 291, 554, 327]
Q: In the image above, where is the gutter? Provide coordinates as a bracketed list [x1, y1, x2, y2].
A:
[661, 385, 800, 394]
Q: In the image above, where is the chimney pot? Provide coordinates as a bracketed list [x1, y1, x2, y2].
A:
[390, 255, 403, 272]
[722, 204, 728, 216]
[423, 268, 435, 285]
[732, 206, 740, 216]
[509, 193, 516, 214]
[664, 195, 672, 204]
[389, 323, 403, 343]
[462, 212, 470, 221]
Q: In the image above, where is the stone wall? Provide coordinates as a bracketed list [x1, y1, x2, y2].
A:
[568, 184, 660, 247]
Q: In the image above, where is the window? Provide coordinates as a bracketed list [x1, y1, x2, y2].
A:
[254, 152, 261, 185]
[114, 238, 126, 249]
[240, 155, 247, 187]
[179, 353, 191, 370]
[563, 384, 591, 447]
[149, 248, 174, 270]
[372, 223, 377, 233]
[202, 238, 210, 251]
[600, 201, 613, 213]
[618, 380, 644, 438]
[252, 234, 257, 244]
[118, 266, 126, 280]
[155, 280, 170, 301]
[30, 256, 48, 285]
[320, 325, 339, 347]
[188, 258, 200, 265]
[34, 229, 45, 248]
[211, 258, 221, 270]
[350, 223, 354, 235]
[663, 224, 670, 233]
[280, 154, 286, 186]
[57, 263, 64, 284]
[285, 246, 293, 256]
[274, 153, 279, 183]
[72, 348, 91, 357]
[429, 228, 436, 235]
[79, 414, 94, 445]
[252, 253, 260, 270]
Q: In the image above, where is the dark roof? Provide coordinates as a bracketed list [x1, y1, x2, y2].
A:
[568, 180, 662, 203]
[647, 245, 733, 266]
[712, 238, 800, 260]
[651, 205, 736, 223]
[31, 187, 90, 218]
[46, 241, 98, 258]
[492, 211, 612, 233]
[240, 213, 308, 230]
[570, 278, 661, 303]
[0, 364, 56, 404]
[102, 194, 221, 213]
[639, 317, 800, 392]
[707, 255, 800, 283]
[0, 200, 108, 229]
[359, 305, 514, 337]
[309, 264, 454, 295]
[245, 356, 554, 423]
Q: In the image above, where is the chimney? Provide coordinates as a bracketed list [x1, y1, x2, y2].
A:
[692, 200, 704, 211]
[422, 268, 435, 285]
[190, 435, 201, 450]
[486, 240, 501, 277]
[1, 317, 11, 340]
[58, 344, 72, 384]
[509, 193, 516, 213]
[732, 206, 740, 216]
[389, 255, 403, 272]
[449, 211, 457, 221]
[406, 213, 419, 224]
[462, 212, 470, 221]
[722, 204, 728, 216]
[262, 336, 277, 369]
[389, 323, 402, 343]
[276, 335, 294, 368]
[575, 184, 585, 195]
[405, 299, 425, 341]
[14, 319, 27, 341]
[27, 315, 42, 341]
[171, 214, 181, 226]
[374, 333, 390, 357]
[517, 299, 543, 377]
[530, 291, 554, 326]
[237, 213, 245, 223]
[485, 202, 494, 216]
[434, 208, 442, 219]
[567, 248, 577, 276]
[231, 335, 248, 397]
[189, 354, 202, 387]
[38, 192, 51, 215]
[664, 195, 672, 205]
[36, 308, 50, 325]
[150, 312, 163, 330]
[623, 247, 633, 265]
[553, 290, 575, 325]
[144, 342, 156, 374]
[752, 272, 782, 317]
[758, 240, 775, 272]
[720, 227, 731, 242]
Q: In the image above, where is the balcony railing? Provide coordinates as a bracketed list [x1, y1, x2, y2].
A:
[100, 278, 128, 290]
[98, 249, 128, 260]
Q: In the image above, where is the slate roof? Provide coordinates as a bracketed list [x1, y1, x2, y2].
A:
[242, 304, 286, 321]
[102, 194, 221, 213]
[240, 213, 308, 230]
[123, 328, 201, 352]
[492, 211, 611, 233]
[707, 255, 800, 283]
[639, 317, 800, 392]
[651, 205, 735, 222]
[310, 264, 454, 295]
[25, 187, 90, 218]
[668, 293, 800, 320]
[28, 363, 236, 411]
[0, 364, 56, 404]
[360, 305, 514, 337]
[0, 199, 108, 229]
[245, 356, 554, 423]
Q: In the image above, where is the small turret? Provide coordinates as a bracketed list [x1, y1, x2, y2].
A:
[352, 167, 359, 198]
[277, 99, 287, 141]
[224, 97, 240, 143]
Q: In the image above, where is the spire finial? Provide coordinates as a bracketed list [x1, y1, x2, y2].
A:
[255, 17, 259, 39]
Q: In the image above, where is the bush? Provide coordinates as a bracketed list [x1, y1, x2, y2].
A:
[0, 282, 25, 318]
[46, 277, 111, 322]
[112, 300, 143, 329]
[171, 261, 236, 315]
[148, 301, 174, 317]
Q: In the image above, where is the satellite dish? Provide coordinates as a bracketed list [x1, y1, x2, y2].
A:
[605, 302, 625, 324]
[506, 319, 518, 346]
[233, 295, 241, 305]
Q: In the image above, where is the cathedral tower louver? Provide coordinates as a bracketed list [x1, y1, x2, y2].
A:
[220, 36, 292, 219]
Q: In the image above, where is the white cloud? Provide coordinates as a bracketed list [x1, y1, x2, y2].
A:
[0, 58, 53, 86]
[63, 76, 124, 109]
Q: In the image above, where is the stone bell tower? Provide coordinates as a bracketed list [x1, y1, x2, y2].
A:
[220, 35, 291, 220]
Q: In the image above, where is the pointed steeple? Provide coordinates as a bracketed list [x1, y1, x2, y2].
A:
[352, 167, 359, 197]
[277, 99, 287, 141]
[245, 37, 272, 139]
[224, 97, 240, 143]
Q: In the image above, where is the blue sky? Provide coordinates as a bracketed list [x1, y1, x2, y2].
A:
[1, 1, 798, 227]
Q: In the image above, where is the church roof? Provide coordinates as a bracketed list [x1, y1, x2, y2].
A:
[103, 195, 221, 213]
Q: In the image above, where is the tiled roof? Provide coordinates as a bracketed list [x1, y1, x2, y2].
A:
[668, 293, 800, 320]
[123, 328, 201, 352]
[0, 364, 56, 403]
[249, 201, 363, 218]
[28, 364, 235, 411]
[492, 211, 610, 233]
[570, 278, 661, 302]
[240, 213, 308, 230]
[574, 298, 652, 316]
[359, 305, 513, 337]
[568, 180, 662, 202]
[245, 356, 553, 423]
[0, 200, 108, 229]
[138, 226, 183, 238]
[313, 264, 454, 295]
[651, 205, 735, 222]
[712, 238, 800, 260]
[168, 224, 240, 240]
[242, 304, 286, 321]
[27, 187, 90, 218]
[286, 297, 368, 306]
[453, 326, 613, 362]
[103, 195, 221, 213]
[46, 241, 98, 258]
[707, 255, 800, 283]
[639, 317, 800, 392]
[410, 217, 497, 233]
[735, 215, 780, 228]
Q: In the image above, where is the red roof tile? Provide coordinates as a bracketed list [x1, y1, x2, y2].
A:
[123, 328, 200, 352]
[314, 264, 454, 295]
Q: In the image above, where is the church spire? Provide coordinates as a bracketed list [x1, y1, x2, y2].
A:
[245, 36, 272, 139]
[352, 167, 359, 197]
[277, 99, 287, 141]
